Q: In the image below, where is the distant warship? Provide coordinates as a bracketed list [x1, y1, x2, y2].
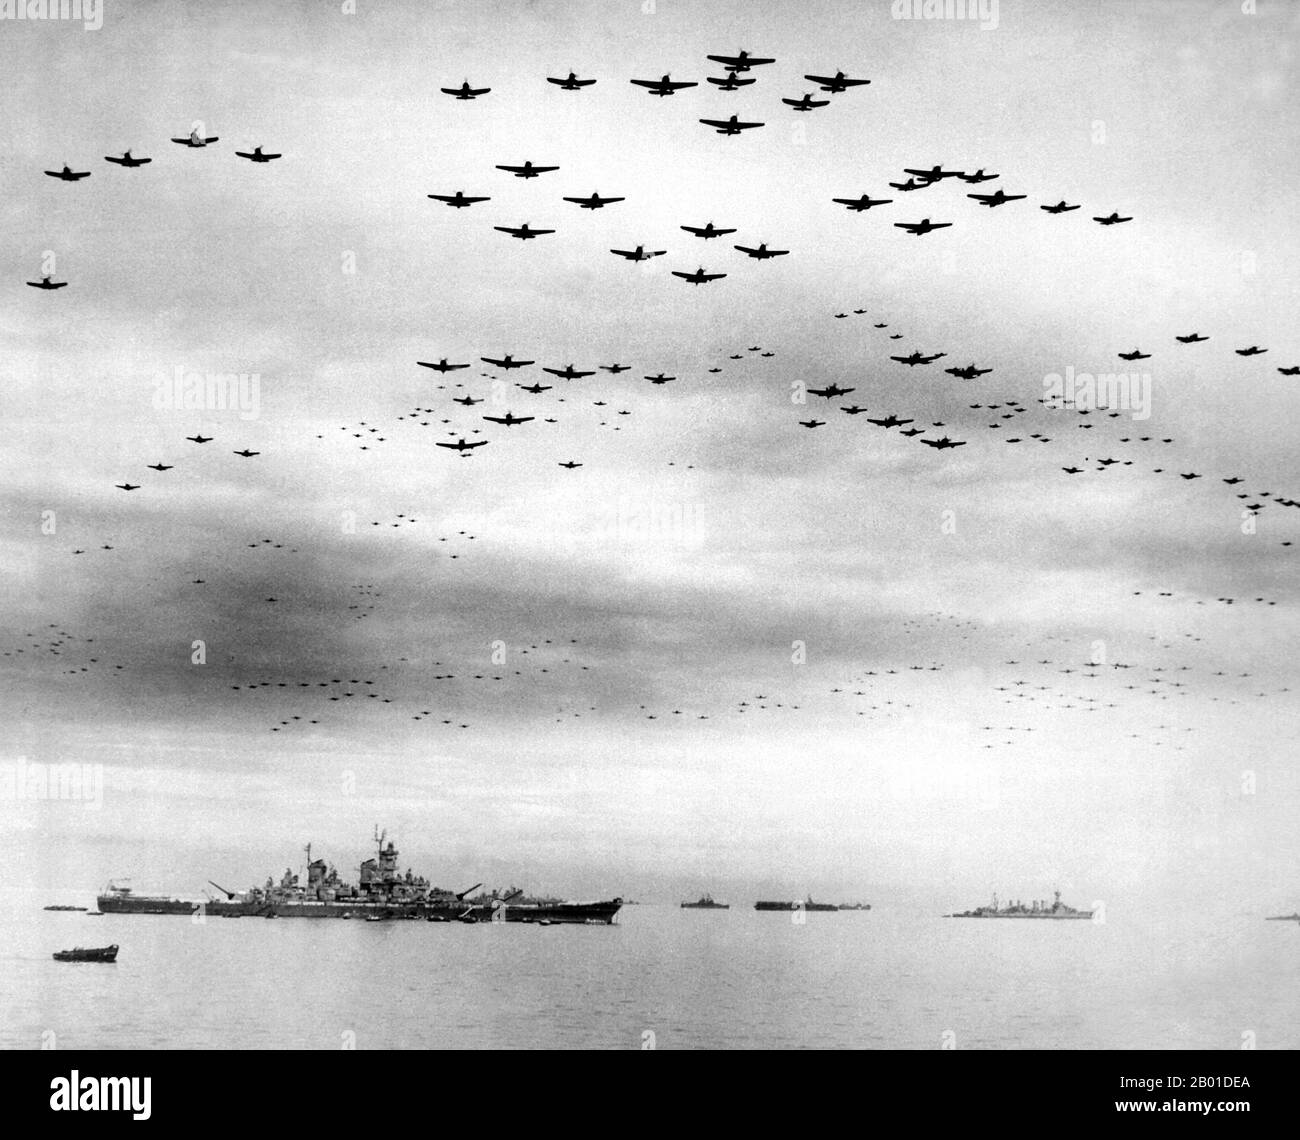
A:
[945, 890, 1092, 919]
[680, 894, 729, 909]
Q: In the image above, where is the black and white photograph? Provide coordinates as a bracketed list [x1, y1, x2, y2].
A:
[2, 0, 1297, 1101]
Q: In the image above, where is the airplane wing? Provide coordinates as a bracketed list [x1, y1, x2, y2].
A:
[734, 245, 758, 255]
[700, 119, 731, 128]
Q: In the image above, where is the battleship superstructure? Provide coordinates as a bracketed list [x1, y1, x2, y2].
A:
[96, 829, 622, 924]
[945, 890, 1092, 919]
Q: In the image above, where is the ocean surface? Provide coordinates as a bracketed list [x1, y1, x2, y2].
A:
[4, 899, 1298, 1049]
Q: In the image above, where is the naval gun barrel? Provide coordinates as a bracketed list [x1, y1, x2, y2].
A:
[207, 880, 238, 899]
[455, 882, 483, 901]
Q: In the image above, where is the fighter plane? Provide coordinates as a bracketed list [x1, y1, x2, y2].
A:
[418, 359, 470, 372]
[681, 221, 737, 239]
[904, 166, 963, 182]
[115, 483, 140, 491]
[1062, 466, 1083, 474]
[804, 71, 871, 93]
[494, 223, 555, 240]
[1041, 201, 1081, 213]
[481, 355, 535, 370]
[495, 161, 559, 179]
[611, 245, 665, 261]
[1235, 346, 1267, 356]
[1175, 333, 1208, 343]
[186, 434, 213, 443]
[147, 463, 173, 471]
[959, 169, 998, 183]
[452, 396, 484, 406]
[945, 364, 992, 379]
[45, 164, 90, 181]
[518, 382, 553, 394]
[1118, 349, 1150, 361]
[891, 351, 946, 366]
[921, 436, 967, 449]
[807, 383, 855, 399]
[782, 92, 830, 111]
[967, 188, 1026, 207]
[26, 276, 67, 290]
[436, 438, 489, 451]
[482, 412, 534, 427]
[646, 373, 676, 385]
[799, 420, 825, 429]
[900, 428, 924, 437]
[104, 151, 151, 167]
[547, 72, 596, 90]
[233, 449, 260, 457]
[1093, 212, 1132, 225]
[888, 178, 932, 192]
[172, 130, 218, 147]
[562, 192, 625, 209]
[867, 415, 914, 428]
[629, 74, 698, 96]
[543, 364, 596, 379]
[832, 194, 893, 211]
[672, 267, 726, 284]
[427, 191, 490, 208]
[893, 219, 951, 235]
[235, 146, 281, 162]
[600, 364, 631, 373]
[707, 51, 776, 72]
[706, 73, 756, 90]
[1278, 366, 1300, 375]
[700, 115, 765, 135]
[558, 461, 583, 468]
[441, 81, 490, 100]
[841, 405, 869, 415]
[735, 243, 788, 259]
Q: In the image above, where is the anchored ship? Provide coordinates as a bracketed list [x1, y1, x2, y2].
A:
[96, 829, 622, 925]
[755, 897, 839, 912]
[680, 894, 729, 909]
[1265, 913, 1300, 922]
[945, 890, 1092, 919]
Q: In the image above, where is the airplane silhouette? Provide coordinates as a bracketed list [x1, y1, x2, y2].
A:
[945, 364, 992, 379]
[672, 267, 726, 284]
[104, 151, 150, 167]
[833, 194, 893, 211]
[629, 74, 698, 96]
[888, 178, 932, 192]
[891, 351, 945, 366]
[558, 461, 583, 468]
[116, 483, 140, 491]
[808, 383, 854, 398]
[1235, 346, 1267, 356]
[233, 449, 260, 457]
[427, 191, 490, 208]
[1041, 201, 1081, 213]
[841, 405, 869, 415]
[681, 222, 736, 239]
[481, 355, 534, 370]
[867, 415, 914, 428]
[645, 373, 676, 385]
[700, 115, 765, 135]
[804, 71, 870, 93]
[418, 359, 470, 372]
[543, 364, 596, 379]
[494, 223, 555, 239]
[235, 146, 281, 162]
[1118, 349, 1150, 361]
[893, 219, 952, 235]
[1094, 212, 1132, 225]
[172, 130, 218, 147]
[45, 164, 90, 181]
[496, 161, 559, 179]
[452, 396, 483, 406]
[547, 72, 596, 90]
[482, 412, 534, 427]
[782, 92, 830, 111]
[518, 382, 553, 393]
[1175, 333, 1208, 343]
[600, 364, 630, 373]
[735, 243, 789, 259]
[904, 166, 964, 182]
[26, 276, 67, 290]
[968, 188, 1026, 207]
[147, 463, 173, 471]
[441, 81, 490, 100]
[799, 420, 825, 428]
[186, 434, 213, 443]
[611, 245, 665, 261]
[707, 73, 756, 90]
[562, 192, 625, 209]
[921, 436, 967, 449]
[959, 169, 998, 183]
[1278, 366, 1300, 375]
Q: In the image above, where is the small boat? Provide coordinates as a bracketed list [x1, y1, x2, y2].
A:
[85, 912, 105, 917]
[427, 914, 448, 923]
[44, 905, 88, 912]
[365, 914, 384, 923]
[53, 944, 118, 962]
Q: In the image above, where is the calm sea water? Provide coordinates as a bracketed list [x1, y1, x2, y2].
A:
[5, 899, 1297, 1049]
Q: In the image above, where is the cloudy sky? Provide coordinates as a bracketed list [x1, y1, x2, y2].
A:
[2, 0, 1298, 913]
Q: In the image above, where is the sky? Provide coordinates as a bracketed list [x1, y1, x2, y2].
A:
[2, 0, 1298, 915]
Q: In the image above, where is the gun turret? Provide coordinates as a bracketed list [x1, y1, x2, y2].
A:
[455, 882, 483, 901]
[207, 880, 238, 899]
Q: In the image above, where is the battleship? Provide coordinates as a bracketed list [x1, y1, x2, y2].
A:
[755, 897, 839, 912]
[945, 890, 1092, 919]
[680, 894, 729, 909]
[95, 829, 622, 925]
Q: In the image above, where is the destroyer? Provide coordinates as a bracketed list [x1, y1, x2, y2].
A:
[755, 897, 838, 912]
[945, 890, 1092, 919]
[96, 829, 622, 925]
[681, 894, 729, 909]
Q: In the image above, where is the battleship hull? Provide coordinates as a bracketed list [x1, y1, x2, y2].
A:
[97, 894, 622, 925]
[755, 900, 839, 912]
[945, 911, 1093, 919]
